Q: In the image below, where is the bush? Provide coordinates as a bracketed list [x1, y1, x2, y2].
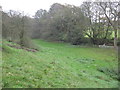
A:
[71, 37, 91, 45]
[18, 36, 35, 49]
[93, 38, 114, 45]
[117, 38, 120, 46]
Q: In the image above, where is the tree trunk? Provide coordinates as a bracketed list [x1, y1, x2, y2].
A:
[19, 29, 24, 47]
[114, 29, 118, 49]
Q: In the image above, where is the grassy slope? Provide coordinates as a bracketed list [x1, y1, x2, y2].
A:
[2, 39, 118, 88]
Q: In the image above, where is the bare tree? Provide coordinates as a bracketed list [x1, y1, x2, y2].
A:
[98, 2, 119, 48]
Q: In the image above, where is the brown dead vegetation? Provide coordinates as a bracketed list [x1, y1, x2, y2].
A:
[7, 44, 39, 52]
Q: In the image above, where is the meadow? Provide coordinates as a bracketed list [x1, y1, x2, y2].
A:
[2, 39, 119, 88]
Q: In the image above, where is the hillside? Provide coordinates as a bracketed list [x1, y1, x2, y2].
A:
[2, 40, 119, 88]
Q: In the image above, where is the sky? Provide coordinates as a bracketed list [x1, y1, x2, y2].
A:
[0, 0, 85, 16]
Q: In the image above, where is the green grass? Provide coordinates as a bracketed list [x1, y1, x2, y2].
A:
[2, 39, 119, 88]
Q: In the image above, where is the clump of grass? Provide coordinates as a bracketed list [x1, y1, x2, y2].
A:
[2, 44, 14, 53]
[97, 67, 119, 81]
[76, 58, 95, 64]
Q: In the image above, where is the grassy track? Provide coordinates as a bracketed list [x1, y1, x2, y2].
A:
[2, 39, 118, 88]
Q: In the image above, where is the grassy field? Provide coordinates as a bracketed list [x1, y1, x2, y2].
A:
[2, 39, 119, 88]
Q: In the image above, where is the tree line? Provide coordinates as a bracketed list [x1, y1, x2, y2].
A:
[1, 1, 120, 48]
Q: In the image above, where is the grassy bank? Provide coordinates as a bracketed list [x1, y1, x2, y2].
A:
[2, 39, 119, 88]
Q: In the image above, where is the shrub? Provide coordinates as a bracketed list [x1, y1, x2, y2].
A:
[71, 37, 91, 45]
[117, 38, 120, 46]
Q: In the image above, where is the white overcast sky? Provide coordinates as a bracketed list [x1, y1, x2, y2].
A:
[0, 0, 86, 16]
